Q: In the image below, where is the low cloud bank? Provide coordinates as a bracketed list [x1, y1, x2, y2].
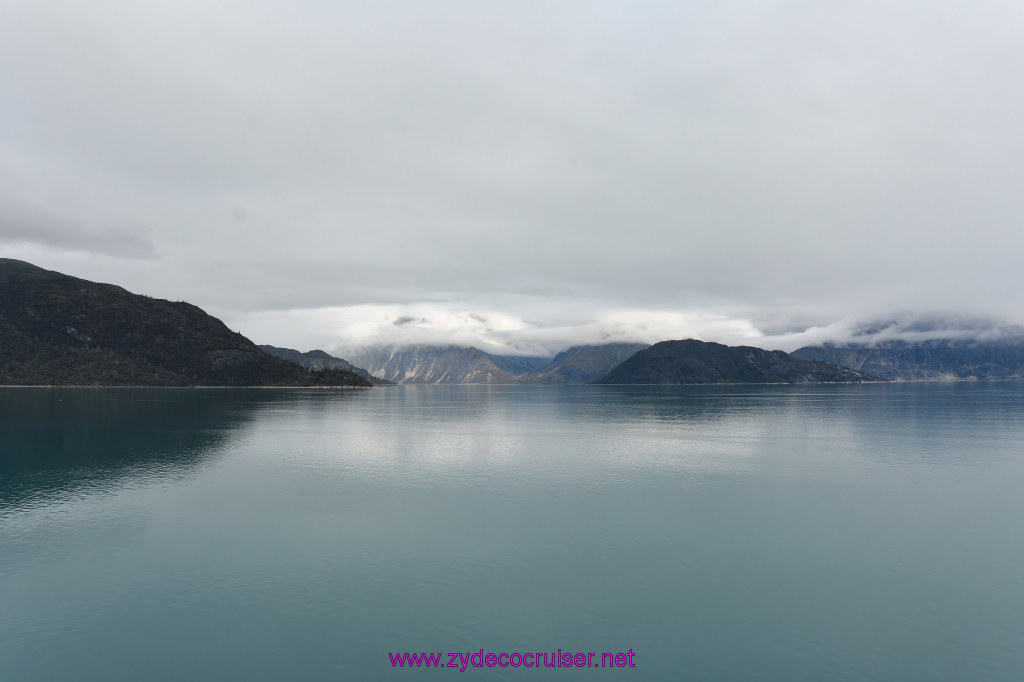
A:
[231, 303, 765, 358]
[761, 313, 1024, 351]
[230, 303, 1024, 359]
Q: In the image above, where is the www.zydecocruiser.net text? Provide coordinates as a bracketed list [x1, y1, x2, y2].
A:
[389, 649, 637, 671]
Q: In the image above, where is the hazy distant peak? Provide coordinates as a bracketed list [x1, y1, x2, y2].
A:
[341, 342, 652, 384]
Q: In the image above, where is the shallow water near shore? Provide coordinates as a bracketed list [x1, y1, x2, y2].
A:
[2, 383, 1024, 680]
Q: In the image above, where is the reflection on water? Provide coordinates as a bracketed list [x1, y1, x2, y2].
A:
[0, 388, 361, 510]
[2, 383, 1024, 681]
[6, 382, 1020, 504]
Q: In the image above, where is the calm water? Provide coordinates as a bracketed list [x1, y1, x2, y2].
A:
[2, 383, 1023, 681]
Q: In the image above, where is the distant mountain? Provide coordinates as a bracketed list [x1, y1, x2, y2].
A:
[594, 339, 883, 384]
[485, 353, 551, 375]
[0, 259, 371, 387]
[344, 343, 652, 384]
[791, 339, 1024, 380]
[344, 345, 521, 384]
[259, 345, 388, 384]
[520, 343, 649, 384]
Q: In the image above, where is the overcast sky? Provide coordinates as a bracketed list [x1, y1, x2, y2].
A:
[3, 1, 1024, 356]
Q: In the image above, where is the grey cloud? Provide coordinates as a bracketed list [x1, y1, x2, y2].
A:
[393, 317, 431, 327]
[0, 200, 155, 258]
[750, 312, 1024, 352]
[3, 1, 1024, 351]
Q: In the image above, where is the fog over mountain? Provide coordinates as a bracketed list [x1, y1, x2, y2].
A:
[759, 314, 1024, 352]
[3, 1, 1024, 348]
[787, 315, 1024, 380]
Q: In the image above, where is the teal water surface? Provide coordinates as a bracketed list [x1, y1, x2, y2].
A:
[2, 383, 1023, 680]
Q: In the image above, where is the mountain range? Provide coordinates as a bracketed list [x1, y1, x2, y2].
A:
[518, 343, 649, 383]
[792, 338, 1024, 380]
[6, 259, 1024, 386]
[786, 315, 1024, 380]
[0, 259, 370, 386]
[342, 343, 650, 384]
[259, 345, 388, 384]
[595, 339, 883, 384]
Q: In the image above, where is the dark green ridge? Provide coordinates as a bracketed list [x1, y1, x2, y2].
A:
[0, 258, 371, 386]
[260, 344, 390, 384]
[594, 338, 885, 384]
